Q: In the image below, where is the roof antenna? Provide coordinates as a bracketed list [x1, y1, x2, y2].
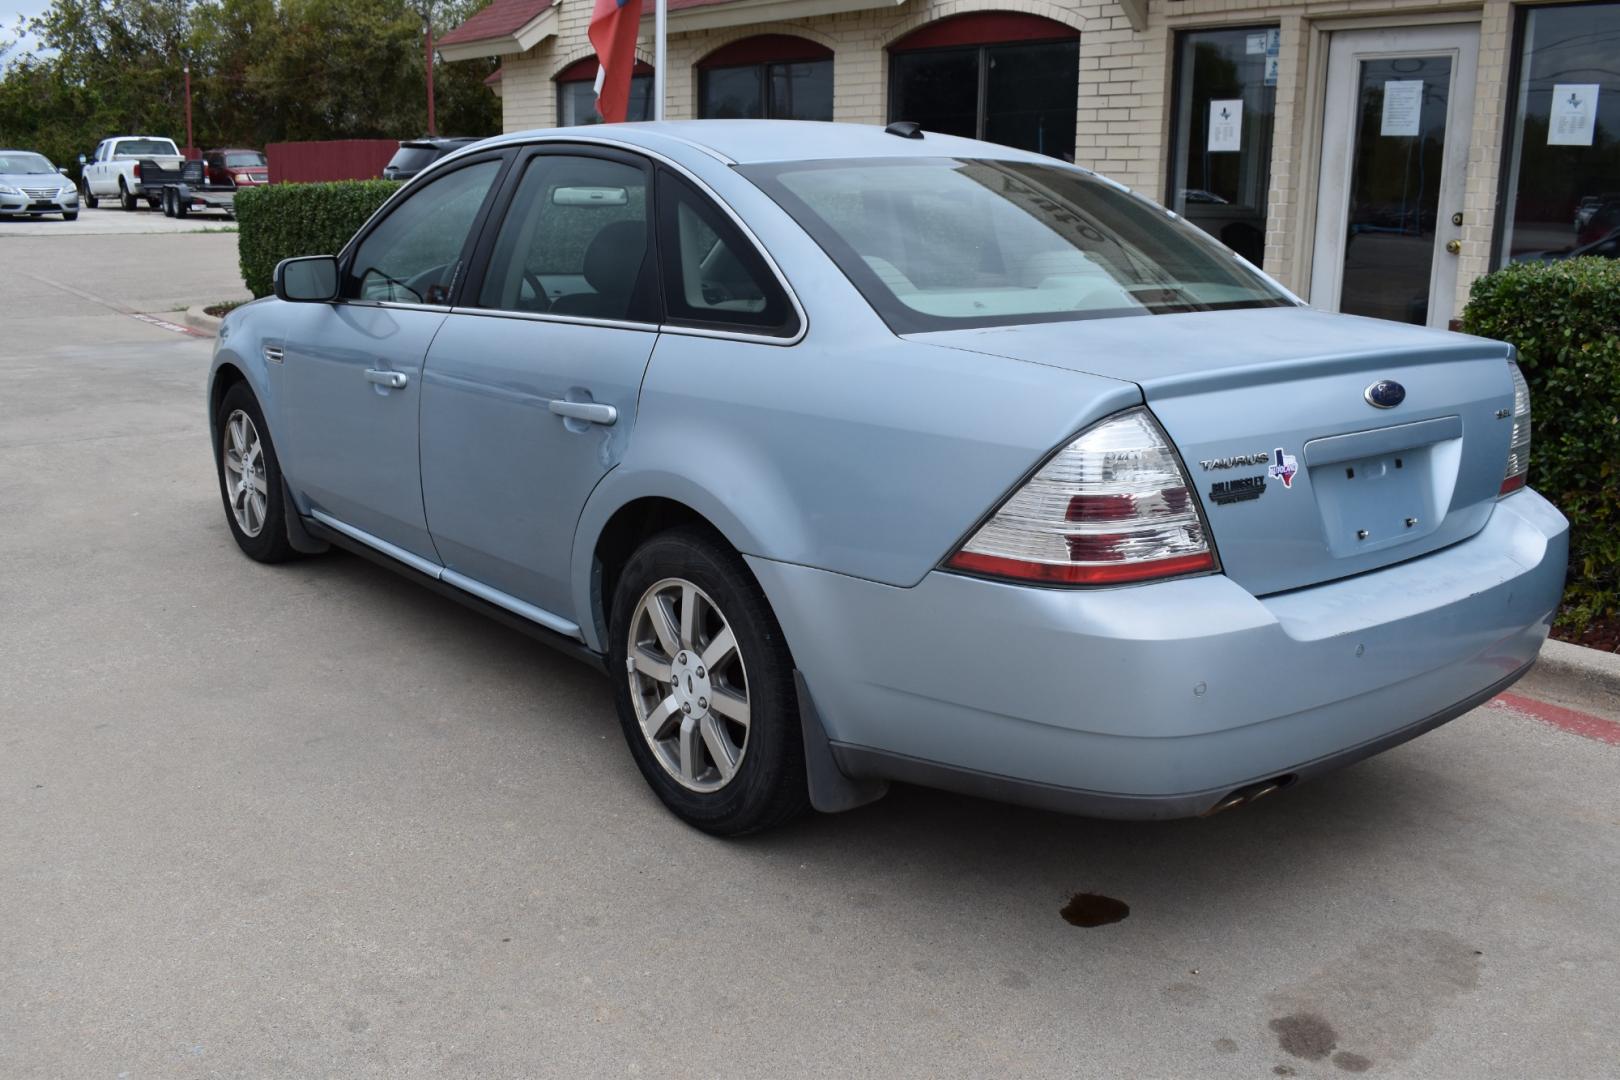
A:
[884, 121, 924, 140]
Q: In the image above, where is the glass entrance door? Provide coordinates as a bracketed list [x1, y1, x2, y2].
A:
[1311, 25, 1479, 327]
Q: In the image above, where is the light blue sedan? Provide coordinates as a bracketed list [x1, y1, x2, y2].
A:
[208, 121, 1567, 834]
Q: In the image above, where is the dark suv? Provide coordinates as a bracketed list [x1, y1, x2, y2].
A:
[381, 137, 482, 181]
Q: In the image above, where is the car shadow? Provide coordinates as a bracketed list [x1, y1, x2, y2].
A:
[306, 546, 1470, 932]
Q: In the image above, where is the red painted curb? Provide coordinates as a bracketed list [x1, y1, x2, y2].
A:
[1492, 691, 1620, 747]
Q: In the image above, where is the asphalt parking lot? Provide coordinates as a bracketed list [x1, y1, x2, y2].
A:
[3, 229, 1619, 1079]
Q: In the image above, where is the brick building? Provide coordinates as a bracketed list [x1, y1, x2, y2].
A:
[439, 0, 1620, 327]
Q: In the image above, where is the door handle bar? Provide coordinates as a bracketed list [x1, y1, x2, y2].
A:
[365, 369, 408, 389]
[548, 399, 617, 426]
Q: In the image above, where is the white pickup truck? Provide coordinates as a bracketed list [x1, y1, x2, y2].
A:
[79, 136, 185, 211]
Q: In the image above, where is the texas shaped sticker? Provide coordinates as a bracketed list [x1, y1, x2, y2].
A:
[1268, 447, 1299, 488]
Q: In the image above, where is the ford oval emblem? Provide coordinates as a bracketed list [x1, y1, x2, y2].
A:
[1364, 380, 1406, 409]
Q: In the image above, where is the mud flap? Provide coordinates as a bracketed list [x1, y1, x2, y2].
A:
[282, 478, 330, 555]
[795, 670, 888, 813]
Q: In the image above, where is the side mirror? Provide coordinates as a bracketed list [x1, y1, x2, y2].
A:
[274, 256, 340, 303]
[78, 153, 87, 165]
[58, 167, 69, 176]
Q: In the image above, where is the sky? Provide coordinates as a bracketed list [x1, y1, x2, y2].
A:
[2, 0, 51, 58]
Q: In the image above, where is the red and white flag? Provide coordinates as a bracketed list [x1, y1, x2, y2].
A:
[589, 0, 644, 123]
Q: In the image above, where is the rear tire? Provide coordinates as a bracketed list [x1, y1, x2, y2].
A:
[118, 179, 135, 211]
[175, 196, 189, 218]
[214, 382, 297, 564]
[608, 527, 809, 836]
[162, 189, 175, 217]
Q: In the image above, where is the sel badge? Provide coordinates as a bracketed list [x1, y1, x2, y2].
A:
[1268, 447, 1298, 488]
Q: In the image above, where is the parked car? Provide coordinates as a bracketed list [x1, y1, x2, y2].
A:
[79, 135, 184, 210]
[381, 136, 482, 181]
[138, 158, 238, 218]
[0, 149, 78, 220]
[1512, 226, 1620, 264]
[208, 121, 1567, 835]
[203, 148, 269, 188]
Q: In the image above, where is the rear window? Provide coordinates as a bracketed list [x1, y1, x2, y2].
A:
[114, 139, 180, 157]
[387, 146, 441, 174]
[741, 157, 1293, 333]
[225, 152, 265, 168]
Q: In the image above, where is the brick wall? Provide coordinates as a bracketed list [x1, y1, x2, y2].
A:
[467, 0, 1569, 323]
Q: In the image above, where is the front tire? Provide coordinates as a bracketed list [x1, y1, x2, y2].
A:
[62, 211, 78, 221]
[609, 528, 809, 836]
[80, 182, 97, 209]
[214, 382, 297, 563]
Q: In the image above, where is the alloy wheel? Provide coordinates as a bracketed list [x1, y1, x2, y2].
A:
[627, 577, 751, 792]
[221, 408, 268, 537]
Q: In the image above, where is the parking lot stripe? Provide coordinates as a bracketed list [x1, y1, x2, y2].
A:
[18, 269, 209, 338]
[1492, 691, 1620, 747]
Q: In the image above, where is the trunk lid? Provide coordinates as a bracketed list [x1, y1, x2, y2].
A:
[910, 307, 1518, 596]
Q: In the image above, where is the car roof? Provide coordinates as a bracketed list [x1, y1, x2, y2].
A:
[484, 120, 1061, 167]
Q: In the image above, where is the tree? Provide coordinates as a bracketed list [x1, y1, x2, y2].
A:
[0, 0, 499, 171]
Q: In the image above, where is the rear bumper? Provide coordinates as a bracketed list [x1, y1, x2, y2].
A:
[749, 488, 1569, 819]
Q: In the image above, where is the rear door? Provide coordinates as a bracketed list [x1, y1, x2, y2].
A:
[279, 151, 508, 561]
[419, 145, 660, 618]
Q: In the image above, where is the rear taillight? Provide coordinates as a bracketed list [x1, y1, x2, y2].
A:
[133, 161, 142, 179]
[945, 408, 1215, 585]
[1500, 360, 1532, 496]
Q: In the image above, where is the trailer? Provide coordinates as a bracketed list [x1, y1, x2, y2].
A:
[137, 158, 237, 218]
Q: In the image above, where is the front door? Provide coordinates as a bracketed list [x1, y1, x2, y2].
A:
[280, 155, 506, 561]
[1311, 24, 1479, 328]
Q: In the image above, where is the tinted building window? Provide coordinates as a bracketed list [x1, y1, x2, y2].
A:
[556, 59, 654, 125]
[1497, 2, 1620, 264]
[1168, 27, 1278, 265]
[888, 15, 1079, 161]
[698, 37, 833, 121]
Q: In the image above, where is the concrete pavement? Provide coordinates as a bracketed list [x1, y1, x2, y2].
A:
[1, 201, 236, 236]
[2, 230, 1618, 1079]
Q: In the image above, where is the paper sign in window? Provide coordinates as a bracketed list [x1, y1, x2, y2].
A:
[1208, 100, 1243, 152]
[1380, 80, 1423, 136]
[1548, 84, 1599, 146]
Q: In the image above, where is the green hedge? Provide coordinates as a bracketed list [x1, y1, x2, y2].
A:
[235, 180, 401, 298]
[1462, 257, 1620, 629]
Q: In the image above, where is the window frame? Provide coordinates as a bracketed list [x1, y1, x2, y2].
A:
[654, 167, 802, 339]
[336, 148, 514, 311]
[459, 142, 662, 330]
[697, 58, 834, 121]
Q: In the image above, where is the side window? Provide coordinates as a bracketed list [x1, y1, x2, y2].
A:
[477, 154, 654, 322]
[656, 172, 797, 336]
[345, 159, 501, 305]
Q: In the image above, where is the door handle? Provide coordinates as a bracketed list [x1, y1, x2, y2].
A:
[548, 399, 617, 426]
[365, 369, 408, 389]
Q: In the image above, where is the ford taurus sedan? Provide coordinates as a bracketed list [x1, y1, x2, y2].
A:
[208, 120, 1567, 835]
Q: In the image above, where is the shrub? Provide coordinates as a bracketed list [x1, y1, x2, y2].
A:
[235, 180, 401, 298]
[1462, 257, 1620, 629]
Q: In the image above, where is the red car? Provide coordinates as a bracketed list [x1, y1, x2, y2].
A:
[203, 148, 269, 187]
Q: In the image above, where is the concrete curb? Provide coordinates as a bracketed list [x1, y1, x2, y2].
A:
[184, 305, 222, 336]
[1528, 638, 1620, 704]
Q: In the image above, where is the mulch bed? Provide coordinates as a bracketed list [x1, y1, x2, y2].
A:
[1552, 616, 1620, 653]
[203, 300, 245, 318]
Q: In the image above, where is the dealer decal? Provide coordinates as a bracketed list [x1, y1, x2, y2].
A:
[1208, 475, 1266, 505]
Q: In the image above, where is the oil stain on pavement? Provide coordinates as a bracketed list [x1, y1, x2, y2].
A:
[1060, 892, 1129, 927]
[1265, 928, 1482, 1071]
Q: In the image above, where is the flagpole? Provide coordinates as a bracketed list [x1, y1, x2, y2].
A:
[653, 0, 666, 121]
